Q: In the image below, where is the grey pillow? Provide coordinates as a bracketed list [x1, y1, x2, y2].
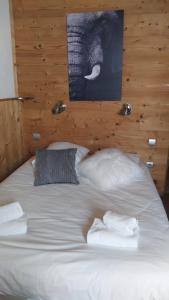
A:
[34, 149, 79, 186]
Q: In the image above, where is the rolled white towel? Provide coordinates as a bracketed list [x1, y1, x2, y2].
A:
[87, 218, 138, 249]
[0, 201, 24, 225]
[0, 216, 27, 236]
[103, 211, 139, 236]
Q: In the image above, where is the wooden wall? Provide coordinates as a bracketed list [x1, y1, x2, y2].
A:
[12, 0, 169, 194]
[0, 101, 24, 181]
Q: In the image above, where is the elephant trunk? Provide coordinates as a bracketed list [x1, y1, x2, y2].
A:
[85, 34, 103, 80]
[67, 28, 88, 99]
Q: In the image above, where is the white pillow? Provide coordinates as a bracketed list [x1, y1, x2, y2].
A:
[47, 141, 89, 166]
[127, 153, 140, 164]
[79, 148, 144, 191]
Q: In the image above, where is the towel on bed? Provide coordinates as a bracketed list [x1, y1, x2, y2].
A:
[103, 210, 139, 236]
[0, 201, 24, 224]
[0, 216, 27, 236]
[87, 218, 138, 249]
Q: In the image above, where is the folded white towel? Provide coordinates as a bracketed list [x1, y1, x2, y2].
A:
[87, 218, 138, 249]
[0, 216, 27, 236]
[103, 211, 139, 236]
[0, 202, 24, 225]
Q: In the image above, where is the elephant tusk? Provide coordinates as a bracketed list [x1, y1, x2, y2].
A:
[84, 64, 101, 80]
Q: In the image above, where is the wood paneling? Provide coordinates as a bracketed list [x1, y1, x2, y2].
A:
[0, 101, 24, 181]
[12, 0, 169, 194]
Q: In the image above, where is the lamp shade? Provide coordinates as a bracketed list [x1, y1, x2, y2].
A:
[0, 0, 16, 98]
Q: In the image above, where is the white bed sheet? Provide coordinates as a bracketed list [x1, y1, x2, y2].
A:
[0, 160, 169, 300]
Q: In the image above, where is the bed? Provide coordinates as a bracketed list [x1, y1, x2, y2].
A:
[0, 153, 169, 300]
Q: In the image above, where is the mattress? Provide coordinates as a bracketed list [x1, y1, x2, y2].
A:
[0, 159, 169, 300]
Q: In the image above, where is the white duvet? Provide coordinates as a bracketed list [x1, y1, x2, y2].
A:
[0, 160, 169, 300]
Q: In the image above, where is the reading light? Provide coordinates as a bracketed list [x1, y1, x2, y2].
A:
[52, 101, 67, 114]
[0, 96, 34, 102]
[119, 103, 132, 116]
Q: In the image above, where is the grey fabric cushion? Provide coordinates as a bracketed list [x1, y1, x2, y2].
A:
[34, 149, 79, 186]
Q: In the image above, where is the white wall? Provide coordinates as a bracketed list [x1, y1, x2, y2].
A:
[0, 0, 15, 98]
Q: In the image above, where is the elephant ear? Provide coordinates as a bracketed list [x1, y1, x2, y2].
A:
[86, 12, 119, 78]
[100, 11, 120, 46]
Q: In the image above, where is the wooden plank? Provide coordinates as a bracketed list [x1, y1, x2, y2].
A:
[65, 0, 169, 14]
[0, 101, 24, 181]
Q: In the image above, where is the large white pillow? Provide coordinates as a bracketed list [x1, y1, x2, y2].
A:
[79, 148, 144, 191]
[47, 141, 89, 166]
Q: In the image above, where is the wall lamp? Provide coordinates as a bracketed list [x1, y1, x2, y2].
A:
[52, 101, 67, 114]
[119, 103, 132, 116]
[0, 96, 34, 102]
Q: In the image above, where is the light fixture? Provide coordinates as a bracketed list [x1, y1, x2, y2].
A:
[119, 103, 132, 116]
[0, 96, 34, 102]
[52, 101, 67, 114]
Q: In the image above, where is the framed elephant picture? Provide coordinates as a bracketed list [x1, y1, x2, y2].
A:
[66, 10, 124, 101]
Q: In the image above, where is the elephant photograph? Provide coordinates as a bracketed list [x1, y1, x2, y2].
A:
[66, 10, 124, 101]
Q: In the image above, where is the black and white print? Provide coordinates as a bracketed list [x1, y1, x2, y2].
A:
[67, 10, 124, 101]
